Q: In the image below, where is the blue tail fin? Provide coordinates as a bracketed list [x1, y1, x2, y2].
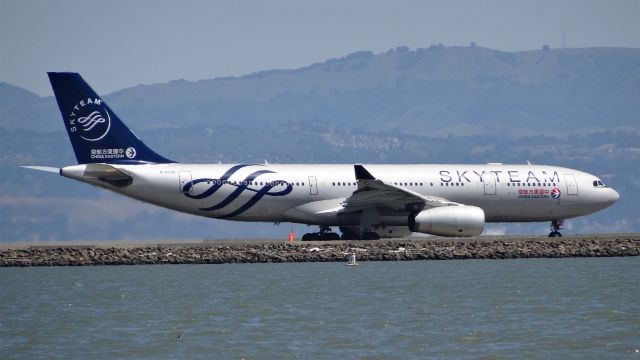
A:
[48, 72, 173, 164]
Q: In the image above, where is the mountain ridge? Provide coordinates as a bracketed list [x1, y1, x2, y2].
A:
[2, 46, 638, 137]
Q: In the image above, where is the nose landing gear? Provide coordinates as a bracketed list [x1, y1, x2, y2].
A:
[548, 220, 563, 237]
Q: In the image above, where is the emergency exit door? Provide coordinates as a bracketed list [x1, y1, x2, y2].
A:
[483, 173, 496, 195]
[308, 176, 318, 195]
[564, 174, 578, 195]
[179, 170, 192, 194]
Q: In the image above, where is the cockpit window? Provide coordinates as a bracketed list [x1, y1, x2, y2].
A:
[593, 179, 606, 188]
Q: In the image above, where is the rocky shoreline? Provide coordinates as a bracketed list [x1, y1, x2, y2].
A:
[1, 235, 639, 267]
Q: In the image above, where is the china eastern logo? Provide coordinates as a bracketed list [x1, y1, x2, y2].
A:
[125, 147, 137, 159]
[550, 188, 561, 199]
[67, 97, 111, 141]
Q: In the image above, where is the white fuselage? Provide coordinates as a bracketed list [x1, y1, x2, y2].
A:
[60, 163, 619, 229]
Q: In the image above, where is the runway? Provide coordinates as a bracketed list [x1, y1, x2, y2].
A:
[1, 234, 638, 266]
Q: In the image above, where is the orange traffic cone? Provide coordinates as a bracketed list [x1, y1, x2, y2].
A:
[288, 229, 295, 242]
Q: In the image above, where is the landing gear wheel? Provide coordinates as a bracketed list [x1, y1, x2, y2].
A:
[302, 226, 341, 241]
[548, 220, 563, 238]
[341, 232, 361, 240]
[325, 232, 341, 241]
[362, 232, 381, 240]
[301, 233, 320, 241]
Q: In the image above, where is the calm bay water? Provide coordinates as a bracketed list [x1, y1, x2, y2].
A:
[1, 257, 639, 359]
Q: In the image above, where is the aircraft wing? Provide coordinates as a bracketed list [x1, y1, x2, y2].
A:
[342, 165, 460, 213]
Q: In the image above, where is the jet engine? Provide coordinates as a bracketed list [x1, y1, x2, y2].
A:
[408, 206, 485, 237]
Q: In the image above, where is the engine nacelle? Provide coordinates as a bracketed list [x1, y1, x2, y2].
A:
[408, 206, 485, 237]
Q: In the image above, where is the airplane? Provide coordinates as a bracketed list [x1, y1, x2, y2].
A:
[24, 72, 620, 240]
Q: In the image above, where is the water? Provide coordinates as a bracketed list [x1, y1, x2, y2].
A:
[1, 258, 639, 359]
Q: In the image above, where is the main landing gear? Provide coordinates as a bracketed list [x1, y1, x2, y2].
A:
[300, 226, 381, 241]
[338, 229, 381, 240]
[548, 220, 563, 237]
[301, 226, 340, 241]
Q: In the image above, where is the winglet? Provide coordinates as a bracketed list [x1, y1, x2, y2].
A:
[354, 164, 375, 180]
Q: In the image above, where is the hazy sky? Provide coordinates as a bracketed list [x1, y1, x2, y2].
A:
[1, 0, 638, 96]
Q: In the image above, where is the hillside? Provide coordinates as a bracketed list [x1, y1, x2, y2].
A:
[2, 46, 639, 136]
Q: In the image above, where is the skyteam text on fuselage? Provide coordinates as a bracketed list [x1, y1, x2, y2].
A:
[25, 72, 620, 240]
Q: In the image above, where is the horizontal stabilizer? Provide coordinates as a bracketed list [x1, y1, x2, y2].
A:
[21, 166, 60, 173]
[59, 163, 133, 187]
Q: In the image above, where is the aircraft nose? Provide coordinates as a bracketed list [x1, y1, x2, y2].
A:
[599, 187, 620, 206]
[608, 188, 620, 204]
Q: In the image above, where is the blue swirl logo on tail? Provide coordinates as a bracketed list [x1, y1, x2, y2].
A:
[182, 165, 292, 219]
[78, 111, 106, 131]
[75, 107, 111, 142]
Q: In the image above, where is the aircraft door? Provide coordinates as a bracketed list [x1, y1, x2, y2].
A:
[179, 170, 193, 194]
[483, 173, 497, 195]
[308, 176, 318, 195]
[564, 174, 578, 195]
